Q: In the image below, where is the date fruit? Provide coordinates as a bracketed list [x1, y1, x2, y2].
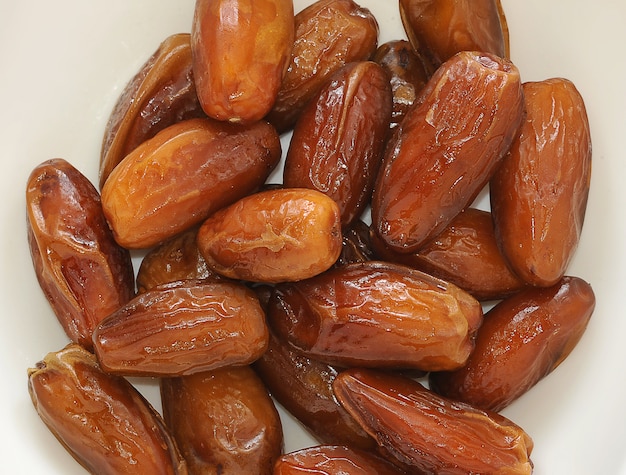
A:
[268, 261, 483, 371]
[429, 276, 595, 412]
[490, 78, 592, 287]
[197, 187, 342, 283]
[371, 51, 524, 253]
[191, 0, 295, 123]
[333, 368, 534, 475]
[26, 158, 135, 350]
[161, 366, 283, 474]
[28, 344, 187, 475]
[284, 61, 392, 227]
[92, 280, 269, 376]
[101, 117, 281, 249]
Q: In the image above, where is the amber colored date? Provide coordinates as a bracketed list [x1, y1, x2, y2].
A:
[161, 366, 283, 475]
[371, 51, 524, 253]
[266, 0, 380, 133]
[101, 118, 281, 249]
[191, 0, 294, 124]
[99, 33, 205, 189]
[274, 445, 405, 475]
[92, 280, 268, 377]
[370, 208, 527, 301]
[490, 78, 592, 287]
[26, 159, 135, 350]
[268, 261, 483, 371]
[28, 344, 187, 475]
[283, 61, 392, 227]
[197, 188, 342, 284]
[399, 0, 509, 67]
[429, 276, 595, 412]
[333, 368, 534, 475]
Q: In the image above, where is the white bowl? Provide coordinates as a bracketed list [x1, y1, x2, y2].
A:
[1, 1, 624, 473]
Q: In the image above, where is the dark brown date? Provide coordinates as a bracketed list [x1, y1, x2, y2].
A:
[283, 61, 392, 227]
[429, 276, 595, 412]
[490, 78, 593, 287]
[92, 280, 269, 377]
[26, 158, 135, 350]
[333, 368, 534, 475]
[99, 33, 205, 189]
[161, 366, 283, 475]
[28, 344, 187, 475]
[335, 219, 375, 267]
[268, 261, 483, 371]
[371, 51, 524, 253]
[266, 0, 380, 133]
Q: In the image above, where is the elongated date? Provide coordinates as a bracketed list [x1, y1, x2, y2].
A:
[93, 280, 269, 377]
[28, 344, 187, 475]
[161, 366, 283, 474]
[333, 368, 534, 475]
[268, 261, 483, 371]
[26, 159, 135, 350]
[429, 276, 595, 412]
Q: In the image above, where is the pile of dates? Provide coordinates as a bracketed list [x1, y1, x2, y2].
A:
[25, 0, 595, 473]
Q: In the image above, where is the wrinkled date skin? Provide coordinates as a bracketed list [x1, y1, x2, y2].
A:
[399, 0, 509, 67]
[253, 328, 376, 451]
[99, 33, 205, 189]
[490, 78, 593, 287]
[191, 0, 294, 123]
[370, 208, 527, 301]
[161, 366, 283, 475]
[371, 51, 524, 253]
[101, 117, 281, 249]
[284, 61, 392, 227]
[92, 280, 269, 377]
[268, 261, 483, 371]
[197, 188, 342, 284]
[429, 276, 595, 412]
[266, 0, 380, 133]
[372, 40, 432, 129]
[333, 368, 534, 475]
[28, 344, 187, 475]
[273, 445, 405, 475]
[335, 219, 375, 267]
[26, 159, 135, 350]
[136, 227, 225, 294]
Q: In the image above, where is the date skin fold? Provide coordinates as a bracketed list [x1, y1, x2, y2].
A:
[268, 261, 483, 371]
[27, 344, 187, 475]
[161, 366, 283, 475]
[371, 51, 524, 254]
[333, 368, 534, 475]
[26, 159, 135, 350]
[429, 276, 595, 412]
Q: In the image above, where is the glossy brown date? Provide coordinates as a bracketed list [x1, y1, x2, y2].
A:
[99, 33, 205, 189]
[429, 276, 595, 412]
[266, 0, 380, 133]
[197, 188, 342, 283]
[28, 344, 187, 475]
[268, 261, 483, 371]
[370, 208, 527, 301]
[371, 51, 524, 253]
[253, 328, 376, 451]
[191, 0, 294, 124]
[490, 78, 592, 287]
[273, 445, 405, 475]
[26, 158, 135, 350]
[283, 61, 392, 227]
[101, 117, 281, 249]
[333, 368, 534, 475]
[161, 366, 283, 475]
[92, 280, 269, 377]
[335, 219, 375, 267]
[399, 0, 509, 67]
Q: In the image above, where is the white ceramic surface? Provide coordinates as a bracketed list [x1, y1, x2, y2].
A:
[1, 1, 624, 473]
